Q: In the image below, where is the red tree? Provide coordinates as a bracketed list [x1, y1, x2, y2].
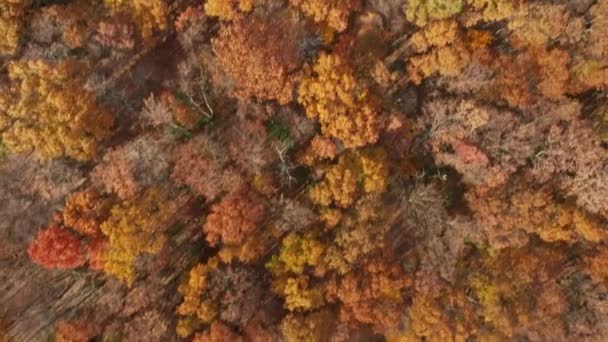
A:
[28, 224, 87, 270]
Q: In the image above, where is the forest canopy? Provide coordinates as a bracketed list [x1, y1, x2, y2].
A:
[1, 0, 608, 341]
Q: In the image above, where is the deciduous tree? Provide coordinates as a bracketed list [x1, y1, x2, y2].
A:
[99, 188, 177, 286]
[298, 53, 380, 148]
[28, 224, 87, 270]
[63, 188, 113, 237]
[288, 0, 361, 32]
[0, 60, 113, 161]
[0, 0, 24, 55]
[103, 0, 168, 39]
[203, 186, 266, 246]
[212, 14, 305, 104]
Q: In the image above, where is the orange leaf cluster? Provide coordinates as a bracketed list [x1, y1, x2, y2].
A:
[212, 15, 304, 104]
[203, 186, 266, 246]
[27, 224, 87, 270]
[63, 188, 113, 237]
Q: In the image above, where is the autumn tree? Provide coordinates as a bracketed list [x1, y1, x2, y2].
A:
[123, 309, 169, 342]
[177, 259, 265, 337]
[406, 0, 463, 27]
[309, 148, 388, 208]
[171, 135, 243, 201]
[63, 188, 113, 237]
[507, 3, 578, 50]
[267, 233, 325, 275]
[0, 0, 24, 55]
[280, 311, 335, 342]
[91, 134, 172, 200]
[96, 18, 136, 50]
[280, 275, 325, 311]
[212, 14, 305, 104]
[462, 0, 516, 25]
[421, 99, 582, 192]
[193, 321, 243, 342]
[325, 257, 412, 332]
[585, 250, 608, 286]
[103, 0, 169, 39]
[533, 117, 608, 219]
[55, 316, 100, 342]
[461, 245, 569, 339]
[204, 0, 253, 21]
[297, 135, 338, 166]
[0, 60, 113, 161]
[298, 52, 380, 148]
[28, 224, 87, 270]
[466, 186, 607, 249]
[324, 199, 392, 273]
[203, 186, 266, 246]
[288, 0, 361, 32]
[407, 20, 476, 85]
[99, 188, 178, 286]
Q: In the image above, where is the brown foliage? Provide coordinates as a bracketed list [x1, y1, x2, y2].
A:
[193, 321, 244, 342]
[91, 135, 171, 200]
[96, 19, 135, 49]
[171, 136, 243, 201]
[55, 317, 100, 342]
[123, 309, 169, 342]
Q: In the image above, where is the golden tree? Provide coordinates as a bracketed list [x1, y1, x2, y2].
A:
[0, 60, 113, 161]
[298, 53, 380, 148]
[282, 275, 325, 311]
[103, 0, 168, 39]
[99, 188, 176, 286]
[309, 148, 388, 208]
[406, 0, 463, 27]
[407, 20, 472, 85]
[0, 0, 24, 55]
[280, 311, 335, 342]
[204, 0, 253, 21]
[267, 233, 325, 275]
[288, 0, 360, 32]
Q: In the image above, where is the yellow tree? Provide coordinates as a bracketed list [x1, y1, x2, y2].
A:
[288, 0, 360, 32]
[406, 0, 463, 27]
[407, 20, 472, 85]
[298, 53, 380, 148]
[103, 0, 168, 39]
[204, 0, 253, 21]
[267, 233, 325, 275]
[0, 0, 24, 55]
[99, 188, 176, 286]
[309, 148, 388, 208]
[0, 59, 113, 161]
